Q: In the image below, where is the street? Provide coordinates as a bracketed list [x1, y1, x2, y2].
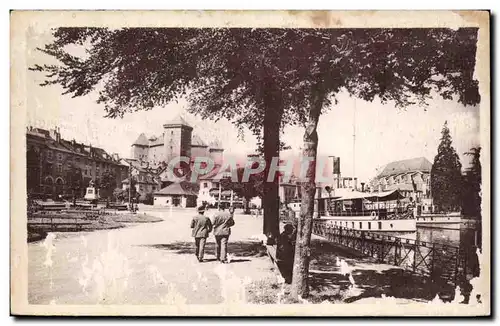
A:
[28, 207, 275, 305]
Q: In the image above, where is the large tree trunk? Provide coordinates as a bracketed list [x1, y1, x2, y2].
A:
[290, 87, 324, 299]
[262, 87, 283, 244]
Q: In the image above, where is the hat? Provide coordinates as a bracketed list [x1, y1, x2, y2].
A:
[197, 206, 206, 213]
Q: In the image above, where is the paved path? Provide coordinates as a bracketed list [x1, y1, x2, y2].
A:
[28, 208, 275, 305]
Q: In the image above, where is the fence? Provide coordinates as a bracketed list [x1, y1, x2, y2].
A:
[312, 219, 479, 288]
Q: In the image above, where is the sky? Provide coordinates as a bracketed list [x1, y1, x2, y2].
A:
[25, 27, 481, 184]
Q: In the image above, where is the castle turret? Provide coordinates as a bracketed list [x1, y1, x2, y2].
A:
[163, 115, 193, 164]
[131, 133, 149, 161]
[209, 139, 224, 165]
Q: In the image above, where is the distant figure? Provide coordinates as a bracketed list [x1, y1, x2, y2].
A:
[190, 206, 213, 262]
[404, 197, 416, 219]
[212, 206, 235, 263]
[277, 223, 296, 284]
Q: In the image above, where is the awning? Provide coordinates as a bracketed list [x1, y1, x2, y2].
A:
[365, 189, 406, 201]
[332, 189, 405, 202]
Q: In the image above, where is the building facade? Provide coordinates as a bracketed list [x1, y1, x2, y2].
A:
[26, 127, 129, 199]
[130, 115, 224, 168]
[369, 157, 432, 200]
[120, 159, 162, 197]
[129, 115, 226, 203]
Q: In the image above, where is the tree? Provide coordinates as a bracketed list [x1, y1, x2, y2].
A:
[113, 187, 126, 202]
[31, 27, 480, 299]
[220, 166, 264, 214]
[462, 147, 481, 218]
[67, 164, 83, 206]
[99, 171, 117, 206]
[30, 28, 305, 243]
[430, 121, 464, 212]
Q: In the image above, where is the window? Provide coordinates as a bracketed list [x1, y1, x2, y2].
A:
[359, 222, 362, 229]
[46, 151, 53, 161]
[203, 182, 208, 188]
[57, 164, 63, 173]
[368, 222, 371, 230]
[378, 222, 382, 230]
[57, 153, 63, 161]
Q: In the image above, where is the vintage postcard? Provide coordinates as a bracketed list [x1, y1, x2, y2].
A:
[10, 10, 490, 316]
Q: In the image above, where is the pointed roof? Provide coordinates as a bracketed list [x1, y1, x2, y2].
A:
[191, 134, 208, 147]
[377, 157, 432, 178]
[209, 139, 223, 150]
[163, 115, 192, 129]
[132, 133, 149, 146]
[154, 182, 199, 196]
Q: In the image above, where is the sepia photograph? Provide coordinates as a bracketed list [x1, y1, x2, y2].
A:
[10, 10, 490, 316]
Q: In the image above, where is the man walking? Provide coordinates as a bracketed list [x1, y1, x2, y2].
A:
[213, 206, 235, 263]
[190, 206, 213, 262]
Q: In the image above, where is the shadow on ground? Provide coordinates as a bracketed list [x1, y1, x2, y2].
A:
[141, 240, 268, 258]
[286, 238, 459, 304]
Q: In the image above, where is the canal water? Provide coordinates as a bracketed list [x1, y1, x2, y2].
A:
[416, 225, 481, 248]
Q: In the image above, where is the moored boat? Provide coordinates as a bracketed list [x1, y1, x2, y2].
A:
[288, 189, 417, 233]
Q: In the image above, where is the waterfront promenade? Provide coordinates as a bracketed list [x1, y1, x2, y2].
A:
[28, 206, 476, 305]
[28, 207, 276, 305]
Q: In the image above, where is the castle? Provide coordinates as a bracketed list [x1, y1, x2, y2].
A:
[130, 115, 224, 167]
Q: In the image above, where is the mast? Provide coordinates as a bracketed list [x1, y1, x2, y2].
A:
[353, 98, 357, 190]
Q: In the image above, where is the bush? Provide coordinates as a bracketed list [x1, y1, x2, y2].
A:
[139, 192, 154, 205]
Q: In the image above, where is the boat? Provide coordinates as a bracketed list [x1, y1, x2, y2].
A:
[414, 198, 462, 229]
[288, 189, 417, 233]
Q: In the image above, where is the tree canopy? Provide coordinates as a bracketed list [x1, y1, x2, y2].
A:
[32, 27, 479, 136]
[431, 121, 464, 212]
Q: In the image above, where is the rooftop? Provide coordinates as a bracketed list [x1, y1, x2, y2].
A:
[376, 157, 432, 178]
[163, 115, 192, 129]
[154, 182, 199, 196]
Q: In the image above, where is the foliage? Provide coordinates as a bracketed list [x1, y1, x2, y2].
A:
[99, 171, 117, 201]
[462, 147, 481, 218]
[139, 192, 154, 205]
[220, 166, 264, 213]
[113, 187, 127, 202]
[430, 121, 463, 212]
[31, 28, 479, 125]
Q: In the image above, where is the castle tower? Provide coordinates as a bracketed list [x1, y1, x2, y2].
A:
[191, 134, 209, 162]
[209, 139, 224, 166]
[131, 133, 149, 161]
[163, 115, 193, 164]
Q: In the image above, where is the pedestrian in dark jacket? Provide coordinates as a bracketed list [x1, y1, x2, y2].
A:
[212, 206, 235, 263]
[277, 223, 296, 284]
[190, 206, 213, 262]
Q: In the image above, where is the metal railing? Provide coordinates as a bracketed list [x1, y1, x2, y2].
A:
[312, 219, 479, 288]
